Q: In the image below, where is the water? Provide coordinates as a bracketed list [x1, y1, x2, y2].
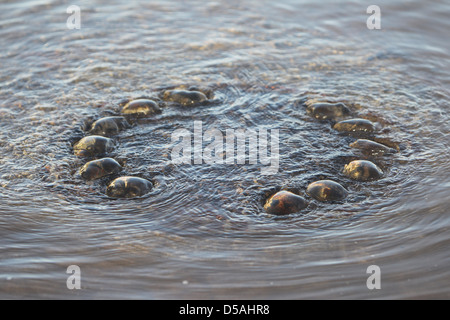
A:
[1, 0, 449, 299]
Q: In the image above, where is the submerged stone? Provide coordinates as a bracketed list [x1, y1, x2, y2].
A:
[73, 136, 114, 157]
[89, 116, 130, 137]
[343, 160, 383, 181]
[306, 180, 348, 202]
[333, 118, 375, 134]
[372, 137, 401, 152]
[122, 99, 161, 117]
[162, 90, 207, 106]
[79, 158, 122, 181]
[306, 102, 351, 120]
[349, 139, 395, 156]
[264, 190, 307, 215]
[106, 176, 153, 198]
[188, 86, 215, 99]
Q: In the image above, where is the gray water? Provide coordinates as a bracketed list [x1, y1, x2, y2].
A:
[0, 0, 449, 299]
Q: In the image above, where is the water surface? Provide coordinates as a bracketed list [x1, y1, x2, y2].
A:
[0, 0, 449, 299]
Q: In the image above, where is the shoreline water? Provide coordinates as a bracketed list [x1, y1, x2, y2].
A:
[0, 0, 449, 299]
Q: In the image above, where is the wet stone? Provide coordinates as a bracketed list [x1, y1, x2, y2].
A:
[122, 99, 161, 117]
[343, 160, 383, 181]
[306, 180, 348, 202]
[188, 86, 215, 99]
[79, 158, 122, 181]
[89, 116, 130, 137]
[73, 136, 114, 157]
[372, 137, 401, 152]
[162, 90, 207, 106]
[106, 176, 153, 198]
[306, 102, 351, 120]
[349, 139, 395, 156]
[264, 190, 307, 215]
[333, 118, 375, 134]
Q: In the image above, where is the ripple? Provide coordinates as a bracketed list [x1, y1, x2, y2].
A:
[1, 0, 449, 299]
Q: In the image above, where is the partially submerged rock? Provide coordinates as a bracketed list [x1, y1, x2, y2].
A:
[333, 118, 375, 134]
[343, 160, 383, 181]
[306, 102, 351, 120]
[122, 99, 161, 117]
[89, 116, 130, 137]
[349, 139, 395, 156]
[306, 180, 348, 202]
[264, 190, 307, 215]
[79, 158, 122, 181]
[162, 90, 207, 106]
[73, 136, 114, 157]
[106, 176, 153, 198]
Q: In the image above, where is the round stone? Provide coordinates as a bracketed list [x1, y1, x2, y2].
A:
[73, 136, 114, 157]
[343, 160, 383, 181]
[306, 180, 348, 202]
[349, 139, 394, 156]
[162, 90, 207, 106]
[306, 102, 351, 120]
[122, 99, 161, 117]
[264, 190, 307, 215]
[188, 86, 215, 99]
[89, 116, 130, 137]
[333, 118, 375, 134]
[106, 176, 153, 198]
[79, 158, 122, 181]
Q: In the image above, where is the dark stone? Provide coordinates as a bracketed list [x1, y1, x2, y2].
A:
[89, 116, 130, 137]
[306, 102, 351, 120]
[79, 158, 122, 181]
[349, 139, 395, 156]
[333, 118, 375, 134]
[306, 180, 348, 202]
[73, 136, 114, 157]
[343, 160, 383, 181]
[162, 90, 207, 106]
[122, 99, 161, 117]
[264, 190, 307, 215]
[106, 176, 153, 198]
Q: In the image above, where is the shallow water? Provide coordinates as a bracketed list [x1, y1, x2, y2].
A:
[1, 0, 449, 299]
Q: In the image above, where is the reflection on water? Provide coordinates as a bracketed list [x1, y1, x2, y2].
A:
[0, 0, 449, 299]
